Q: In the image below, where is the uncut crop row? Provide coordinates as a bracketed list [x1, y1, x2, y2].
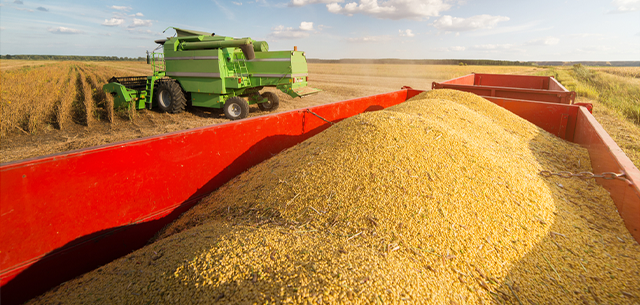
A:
[0, 62, 136, 136]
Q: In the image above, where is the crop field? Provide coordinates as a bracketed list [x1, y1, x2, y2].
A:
[0, 60, 638, 167]
[591, 66, 640, 79]
[1, 62, 141, 135]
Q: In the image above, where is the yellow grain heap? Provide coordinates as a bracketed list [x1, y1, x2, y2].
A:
[30, 90, 639, 304]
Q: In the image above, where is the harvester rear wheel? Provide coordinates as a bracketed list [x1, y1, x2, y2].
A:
[155, 80, 186, 113]
[258, 92, 280, 112]
[223, 96, 249, 120]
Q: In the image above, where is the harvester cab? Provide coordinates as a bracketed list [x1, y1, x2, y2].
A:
[103, 27, 321, 120]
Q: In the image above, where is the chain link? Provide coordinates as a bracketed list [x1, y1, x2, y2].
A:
[539, 170, 627, 181]
[306, 109, 334, 125]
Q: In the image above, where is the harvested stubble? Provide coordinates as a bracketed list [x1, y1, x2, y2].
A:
[29, 90, 639, 304]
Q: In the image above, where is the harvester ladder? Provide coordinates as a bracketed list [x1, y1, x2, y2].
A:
[152, 52, 165, 75]
[235, 57, 251, 86]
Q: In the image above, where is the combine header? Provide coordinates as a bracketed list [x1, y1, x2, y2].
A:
[103, 27, 320, 120]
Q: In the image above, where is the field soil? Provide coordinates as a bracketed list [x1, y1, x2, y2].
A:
[0, 62, 537, 163]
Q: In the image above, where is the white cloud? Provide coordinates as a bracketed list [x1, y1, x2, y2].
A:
[347, 35, 392, 43]
[526, 36, 560, 46]
[128, 18, 153, 28]
[570, 33, 604, 38]
[14, 7, 34, 12]
[327, 0, 451, 20]
[299, 21, 314, 31]
[135, 12, 144, 16]
[232, 1, 242, 5]
[269, 25, 311, 39]
[48, 26, 84, 34]
[429, 46, 466, 52]
[432, 14, 509, 32]
[290, 0, 342, 6]
[37, 6, 49, 12]
[471, 44, 514, 50]
[102, 18, 124, 26]
[127, 28, 163, 36]
[111, 5, 132, 11]
[269, 22, 316, 39]
[399, 29, 415, 37]
[610, 0, 639, 13]
[574, 46, 614, 53]
[471, 44, 526, 53]
[469, 20, 551, 37]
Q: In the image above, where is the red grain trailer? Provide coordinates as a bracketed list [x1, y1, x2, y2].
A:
[1, 79, 638, 304]
[432, 73, 578, 105]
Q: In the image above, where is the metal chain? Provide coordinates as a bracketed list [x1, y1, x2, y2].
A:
[539, 170, 627, 181]
[306, 109, 334, 125]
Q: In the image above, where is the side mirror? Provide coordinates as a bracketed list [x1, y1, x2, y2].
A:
[146, 51, 150, 65]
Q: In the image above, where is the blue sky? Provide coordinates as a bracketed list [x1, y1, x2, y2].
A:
[1, 0, 639, 61]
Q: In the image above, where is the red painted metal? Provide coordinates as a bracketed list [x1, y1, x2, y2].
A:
[1, 82, 639, 304]
[575, 103, 594, 113]
[476, 73, 550, 89]
[0, 90, 409, 304]
[484, 96, 579, 141]
[432, 73, 577, 104]
[573, 108, 640, 242]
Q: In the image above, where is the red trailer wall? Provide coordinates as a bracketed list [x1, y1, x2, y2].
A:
[474, 73, 550, 90]
[1, 86, 638, 304]
[433, 73, 577, 104]
[548, 76, 569, 91]
[484, 96, 579, 141]
[573, 108, 640, 242]
[0, 91, 409, 304]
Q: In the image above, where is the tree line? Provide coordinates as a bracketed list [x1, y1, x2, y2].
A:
[307, 58, 535, 66]
[1, 54, 145, 61]
[307, 59, 640, 67]
[3, 55, 637, 67]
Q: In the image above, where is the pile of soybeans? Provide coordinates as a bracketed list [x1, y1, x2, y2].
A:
[30, 90, 639, 304]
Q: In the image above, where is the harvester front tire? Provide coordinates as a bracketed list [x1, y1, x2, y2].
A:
[155, 80, 186, 114]
[223, 96, 249, 120]
[258, 92, 280, 112]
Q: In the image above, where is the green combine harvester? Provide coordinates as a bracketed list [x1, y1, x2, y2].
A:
[103, 27, 321, 120]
